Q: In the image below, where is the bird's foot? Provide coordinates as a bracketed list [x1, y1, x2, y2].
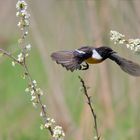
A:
[79, 62, 89, 70]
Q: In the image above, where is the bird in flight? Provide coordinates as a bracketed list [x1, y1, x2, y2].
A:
[51, 46, 140, 76]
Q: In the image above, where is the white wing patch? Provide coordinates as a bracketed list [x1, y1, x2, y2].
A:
[75, 49, 86, 54]
[92, 49, 102, 60]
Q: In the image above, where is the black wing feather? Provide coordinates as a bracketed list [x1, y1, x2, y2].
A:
[51, 51, 81, 71]
[109, 53, 140, 76]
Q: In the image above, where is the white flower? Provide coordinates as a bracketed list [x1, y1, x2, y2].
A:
[25, 88, 29, 92]
[33, 80, 37, 84]
[94, 136, 98, 139]
[53, 126, 65, 140]
[44, 119, 51, 128]
[40, 111, 43, 117]
[128, 39, 140, 46]
[32, 102, 37, 108]
[17, 53, 24, 62]
[51, 119, 55, 123]
[32, 80, 37, 87]
[21, 10, 30, 19]
[24, 31, 28, 36]
[37, 88, 43, 96]
[16, 11, 20, 17]
[12, 61, 15, 67]
[30, 89, 35, 95]
[110, 30, 140, 52]
[17, 21, 22, 28]
[44, 118, 55, 128]
[135, 45, 140, 52]
[31, 95, 36, 101]
[126, 39, 140, 51]
[110, 30, 125, 44]
[16, 10, 29, 17]
[25, 53, 29, 57]
[26, 44, 31, 51]
[16, 0, 27, 10]
[24, 19, 29, 26]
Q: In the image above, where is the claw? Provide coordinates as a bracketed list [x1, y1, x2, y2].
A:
[79, 62, 89, 70]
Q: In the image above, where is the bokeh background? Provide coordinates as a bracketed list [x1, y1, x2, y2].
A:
[0, 0, 140, 140]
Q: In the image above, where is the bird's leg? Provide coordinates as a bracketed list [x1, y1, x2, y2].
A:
[79, 62, 89, 70]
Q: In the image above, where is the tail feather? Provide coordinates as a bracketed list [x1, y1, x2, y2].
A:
[109, 53, 140, 76]
[51, 51, 81, 71]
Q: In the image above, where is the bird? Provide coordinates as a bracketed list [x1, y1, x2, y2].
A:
[51, 46, 140, 76]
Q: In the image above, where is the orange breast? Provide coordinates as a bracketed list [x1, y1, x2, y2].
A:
[85, 58, 103, 64]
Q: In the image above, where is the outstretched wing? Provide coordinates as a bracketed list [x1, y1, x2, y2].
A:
[51, 47, 93, 72]
[109, 53, 140, 76]
[51, 51, 81, 71]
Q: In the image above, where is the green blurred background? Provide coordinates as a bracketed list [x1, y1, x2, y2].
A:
[0, 0, 140, 140]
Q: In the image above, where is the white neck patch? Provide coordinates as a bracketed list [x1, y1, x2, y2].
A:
[92, 49, 102, 60]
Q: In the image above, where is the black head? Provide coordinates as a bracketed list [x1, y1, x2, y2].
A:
[95, 46, 115, 60]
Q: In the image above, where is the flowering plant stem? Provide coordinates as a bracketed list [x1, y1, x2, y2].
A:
[0, 1, 65, 140]
[110, 30, 140, 52]
[0, 45, 54, 135]
[78, 76, 100, 140]
[23, 61, 54, 135]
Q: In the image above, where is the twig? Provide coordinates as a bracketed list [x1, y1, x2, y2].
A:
[78, 76, 100, 140]
[0, 49, 21, 64]
[0, 1, 66, 139]
[0, 47, 54, 135]
[23, 61, 54, 135]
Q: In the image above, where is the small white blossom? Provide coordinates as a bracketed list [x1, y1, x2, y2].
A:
[16, 0, 30, 32]
[44, 118, 56, 128]
[33, 80, 37, 84]
[127, 39, 140, 51]
[128, 39, 140, 45]
[16, 11, 20, 17]
[110, 30, 140, 52]
[16, 10, 30, 18]
[110, 30, 125, 44]
[17, 53, 24, 62]
[24, 12, 30, 19]
[37, 88, 44, 96]
[30, 89, 35, 95]
[25, 88, 29, 92]
[32, 80, 37, 86]
[53, 126, 65, 140]
[25, 53, 29, 57]
[17, 21, 22, 28]
[24, 19, 29, 26]
[18, 20, 29, 28]
[44, 122, 51, 128]
[22, 10, 30, 18]
[16, 0, 27, 10]
[51, 119, 55, 124]
[31, 95, 36, 101]
[12, 61, 16, 67]
[135, 45, 140, 52]
[26, 44, 31, 51]
[17, 21, 29, 30]
[24, 31, 28, 36]
[94, 136, 98, 139]
[32, 102, 37, 108]
[40, 111, 43, 117]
